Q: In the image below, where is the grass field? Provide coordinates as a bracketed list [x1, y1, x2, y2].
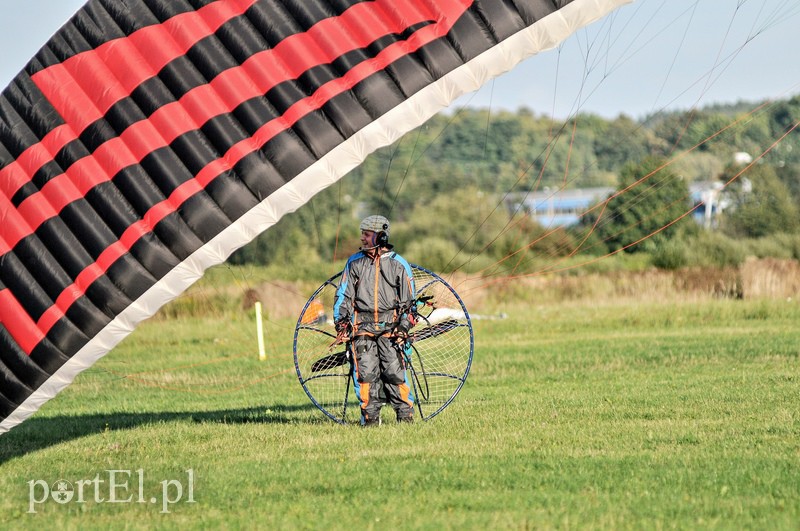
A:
[1, 278, 798, 529]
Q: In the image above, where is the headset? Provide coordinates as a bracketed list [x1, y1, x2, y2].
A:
[360, 221, 390, 251]
[376, 223, 389, 247]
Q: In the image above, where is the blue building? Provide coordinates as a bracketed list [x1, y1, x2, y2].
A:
[508, 182, 729, 228]
[507, 187, 614, 227]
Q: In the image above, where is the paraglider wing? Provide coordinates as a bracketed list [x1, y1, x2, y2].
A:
[0, 0, 631, 433]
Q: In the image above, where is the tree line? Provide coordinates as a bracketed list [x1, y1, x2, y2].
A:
[231, 95, 800, 276]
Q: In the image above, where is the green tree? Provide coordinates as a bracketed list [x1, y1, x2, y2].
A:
[775, 163, 800, 202]
[593, 114, 663, 173]
[582, 156, 693, 253]
[720, 163, 800, 238]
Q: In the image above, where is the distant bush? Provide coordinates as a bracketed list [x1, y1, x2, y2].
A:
[405, 237, 462, 273]
[685, 231, 747, 267]
[652, 239, 689, 270]
[744, 235, 796, 260]
[747, 233, 800, 260]
[572, 251, 652, 274]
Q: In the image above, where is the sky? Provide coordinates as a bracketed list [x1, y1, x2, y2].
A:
[0, 0, 798, 120]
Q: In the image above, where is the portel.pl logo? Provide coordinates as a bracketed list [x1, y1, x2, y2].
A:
[28, 469, 195, 514]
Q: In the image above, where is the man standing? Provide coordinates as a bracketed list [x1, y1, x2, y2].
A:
[333, 215, 416, 426]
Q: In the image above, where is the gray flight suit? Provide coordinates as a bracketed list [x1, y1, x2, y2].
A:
[334, 248, 415, 423]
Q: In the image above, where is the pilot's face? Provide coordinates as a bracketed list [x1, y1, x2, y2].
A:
[361, 230, 377, 248]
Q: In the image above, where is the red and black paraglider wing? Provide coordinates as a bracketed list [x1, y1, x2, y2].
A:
[0, 0, 630, 433]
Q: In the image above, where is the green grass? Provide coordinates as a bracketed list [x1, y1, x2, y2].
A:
[1, 297, 798, 529]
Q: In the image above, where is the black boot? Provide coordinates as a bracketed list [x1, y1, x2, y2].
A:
[362, 414, 380, 427]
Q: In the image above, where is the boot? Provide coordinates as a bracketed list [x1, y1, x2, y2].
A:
[362, 413, 380, 427]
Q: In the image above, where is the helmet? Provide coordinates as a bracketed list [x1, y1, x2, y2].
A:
[359, 215, 390, 237]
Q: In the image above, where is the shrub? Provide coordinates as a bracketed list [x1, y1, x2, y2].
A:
[652, 239, 689, 270]
[755, 233, 800, 260]
[686, 231, 747, 267]
[405, 237, 462, 273]
[744, 235, 795, 260]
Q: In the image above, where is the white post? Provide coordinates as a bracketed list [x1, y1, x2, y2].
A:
[254, 301, 266, 361]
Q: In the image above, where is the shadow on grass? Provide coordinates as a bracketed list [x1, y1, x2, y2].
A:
[0, 403, 327, 465]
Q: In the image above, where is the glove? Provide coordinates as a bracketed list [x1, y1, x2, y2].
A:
[335, 320, 351, 335]
[395, 316, 412, 339]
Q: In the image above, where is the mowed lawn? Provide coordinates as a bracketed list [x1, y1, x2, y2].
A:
[0, 295, 798, 529]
